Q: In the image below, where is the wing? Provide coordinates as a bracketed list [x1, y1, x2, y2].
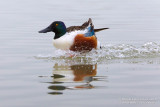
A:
[84, 19, 95, 37]
[66, 18, 92, 32]
[67, 18, 109, 33]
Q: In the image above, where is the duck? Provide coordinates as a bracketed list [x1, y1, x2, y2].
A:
[39, 18, 109, 52]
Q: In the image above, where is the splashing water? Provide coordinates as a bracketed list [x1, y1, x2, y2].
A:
[100, 42, 160, 59]
[36, 42, 160, 64]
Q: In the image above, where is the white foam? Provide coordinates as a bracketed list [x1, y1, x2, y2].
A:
[36, 42, 160, 63]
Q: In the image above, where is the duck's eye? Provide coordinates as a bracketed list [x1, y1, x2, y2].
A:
[56, 24, 58, 26]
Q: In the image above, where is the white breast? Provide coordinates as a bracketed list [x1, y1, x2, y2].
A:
[53, 36, 74, 50]
[53, 30, 87, 50]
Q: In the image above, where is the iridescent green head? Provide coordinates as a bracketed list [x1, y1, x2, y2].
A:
[39, 21, 67, 39]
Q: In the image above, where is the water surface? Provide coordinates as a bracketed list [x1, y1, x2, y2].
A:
[0, 0, 160, 107]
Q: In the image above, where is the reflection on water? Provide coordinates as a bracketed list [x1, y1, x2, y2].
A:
[38, 56, 160, 95]
[53, 63, 97, 82]
[41, 63, 107, 95]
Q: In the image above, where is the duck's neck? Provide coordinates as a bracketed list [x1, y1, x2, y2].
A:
[54, 29, 66, 39]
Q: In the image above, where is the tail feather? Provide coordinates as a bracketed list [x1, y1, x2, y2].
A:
[94, 28, 109, 32]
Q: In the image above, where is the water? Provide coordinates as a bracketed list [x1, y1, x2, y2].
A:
[0, 0, 160, 107]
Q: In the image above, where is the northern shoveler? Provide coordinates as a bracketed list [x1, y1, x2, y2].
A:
[39, 18, 109, 52]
